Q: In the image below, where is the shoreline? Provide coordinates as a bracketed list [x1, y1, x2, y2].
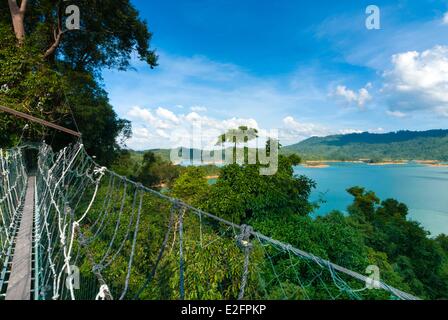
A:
[367, 161, 408, 166]
[302, 164, 330, 168]
[304, 160, 363, 164]
[301, 159, 448, 168]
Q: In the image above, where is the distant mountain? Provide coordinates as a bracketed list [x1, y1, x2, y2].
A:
[129, 148, 179, 163]
[130, 148, 222, 164]
[282, 130, 448, 161]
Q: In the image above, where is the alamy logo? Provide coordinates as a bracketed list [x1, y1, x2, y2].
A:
[365, 5, 381, 30]
[169, 124, 279, 176]
[64, 1, 80, 31]
[65, 265, 80, 290]
[365, 265, 381, 289]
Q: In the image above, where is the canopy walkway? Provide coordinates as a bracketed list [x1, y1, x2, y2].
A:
[0, 143, 420, 300]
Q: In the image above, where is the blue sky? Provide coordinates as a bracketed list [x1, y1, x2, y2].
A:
[103, 0, 448, 150]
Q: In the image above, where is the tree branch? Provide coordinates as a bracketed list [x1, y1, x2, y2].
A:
[8, 0, 27, 17]
[19, 0, 27, 14]
[43, 1, 65, 59]
[44, 30, 68, 59]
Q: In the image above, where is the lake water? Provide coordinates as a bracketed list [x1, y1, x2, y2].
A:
[293, 163, 448, 237]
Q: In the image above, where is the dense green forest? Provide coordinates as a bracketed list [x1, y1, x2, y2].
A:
[0, 0, 157, 164]
[282, 130, 448, 161]
[111, 149, 221, 189]
[106, 150, 448, 300]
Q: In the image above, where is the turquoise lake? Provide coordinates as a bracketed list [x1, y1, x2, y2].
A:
[293, 163, 448, 237]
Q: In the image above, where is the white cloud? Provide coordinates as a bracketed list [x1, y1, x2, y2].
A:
[156, 107, 180, 123]
[127, 108, 374, 150]
[128, 106, 155, 123]
[127, 107, 385, 149]
[156, 129, 171, 139]
[334, 85, 372, 107]
[357, 88, 372, 107]
[190, 106, 207, 112]
[281, 116, 374, 144]
[335, 86, 357, 102]
[338, 129, 363, 135]
[383, 45, 448, 116]
[369, 127, 385, 133]
[126, 106, 261, 150]
[127, 106, 171, 129]
[443, 12, 448, 25]
[386, 110, 407, 118]
[339, 128, 383, 134]
[282, 116, 329, 138]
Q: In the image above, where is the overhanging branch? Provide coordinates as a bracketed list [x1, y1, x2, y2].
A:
[43, 1, 65, 59]
[0, 105, 82, 138]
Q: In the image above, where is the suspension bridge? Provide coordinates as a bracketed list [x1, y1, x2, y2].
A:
[0, 142, 420, 300]
[0, 143, 418, 300]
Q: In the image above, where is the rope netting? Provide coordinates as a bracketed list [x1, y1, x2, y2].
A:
[9, 142, 420, 300]
[0, 147, 28, 297]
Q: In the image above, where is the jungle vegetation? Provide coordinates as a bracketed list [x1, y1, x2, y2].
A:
[1, 1, 447, 301]
[0, 0, 157, 164]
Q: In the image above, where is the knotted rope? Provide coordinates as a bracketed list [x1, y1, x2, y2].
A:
[237, 224, 253, 300]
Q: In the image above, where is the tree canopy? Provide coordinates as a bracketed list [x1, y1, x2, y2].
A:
[0, 0, 157, 163]
[168, 159, 448, 299]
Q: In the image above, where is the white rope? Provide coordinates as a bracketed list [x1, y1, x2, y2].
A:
[0, 147, 28, 292]
[13, 142, 420, 301]
[64, 166, 105, 299]
[35, 144, 107, 300]
[95, 284, 110, 300]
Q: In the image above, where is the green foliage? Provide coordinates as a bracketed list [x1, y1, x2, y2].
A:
[0, 1, 157, 164]
[111, 150, 182, 189]
[137, 151, 181, 189]
[200, 155, 316, 224]
[70, 152, 448, 300]
[282, 130, 448, 161]
[110, 150, 141, 179]
[253, 212, 369, 271]
[346, 187, 448, 299]
[75, 179, 265, 300]
[0, 24, 68, 146]
[346, 186, 380, 221]
[171, 167, 209, 206]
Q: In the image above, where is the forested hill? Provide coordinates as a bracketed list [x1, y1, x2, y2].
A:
[282, 130, 448, 161]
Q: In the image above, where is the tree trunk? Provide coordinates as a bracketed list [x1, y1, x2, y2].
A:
[8, 0, 27, 42]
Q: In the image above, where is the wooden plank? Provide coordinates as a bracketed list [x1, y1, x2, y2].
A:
[5, 176, 35, 300]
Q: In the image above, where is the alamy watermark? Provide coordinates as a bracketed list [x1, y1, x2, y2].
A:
[169, 123, 279, 176]
[365, 265, 381, 290]
[65, 264, 80, 290]
[365, 5, 381, 30]
[64, 1, 81, 31]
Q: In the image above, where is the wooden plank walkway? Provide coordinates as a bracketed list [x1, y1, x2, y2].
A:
[5, 176, 35, 300]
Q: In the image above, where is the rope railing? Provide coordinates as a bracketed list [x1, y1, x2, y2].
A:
[79, 143, 419, 300]
[0, 146, 28, 297]
[3, 142, 421, 300]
